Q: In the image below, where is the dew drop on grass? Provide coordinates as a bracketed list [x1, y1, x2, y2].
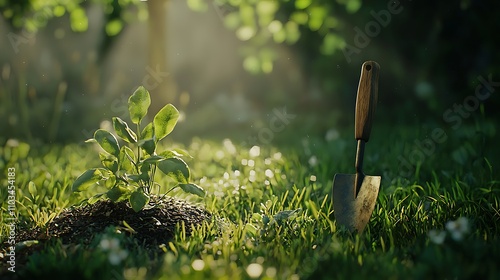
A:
[273, 152, 282, 160]
[264, 158, 272, 165]
[248, 159, 255, 167]
[223, 172, 229, 180]
[241, 159, 248, 165]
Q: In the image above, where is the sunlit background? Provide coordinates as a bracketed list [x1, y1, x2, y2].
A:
[0, 0, 499, 146]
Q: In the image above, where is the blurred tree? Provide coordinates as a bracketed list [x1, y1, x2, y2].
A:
[0, 0, 176, 101]
[0, 0, 181, 142]
[1, 0, 499, 141]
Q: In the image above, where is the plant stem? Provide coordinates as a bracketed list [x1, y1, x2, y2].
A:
[136, 122, 143, 191]
[137, 122, 142, 162]
[164, 185, 178, 196]
[149, 164, 157, 194]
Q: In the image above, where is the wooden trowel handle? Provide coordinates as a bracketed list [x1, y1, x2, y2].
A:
[355, 61, 380, 142]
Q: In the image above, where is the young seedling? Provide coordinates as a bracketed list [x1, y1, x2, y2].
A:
[72, 86, 205, 212]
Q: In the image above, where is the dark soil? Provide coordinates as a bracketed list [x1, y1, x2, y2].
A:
[22, 197, 209, 245]
[42, 197, 210, 246]
[0, 197, 211, 277]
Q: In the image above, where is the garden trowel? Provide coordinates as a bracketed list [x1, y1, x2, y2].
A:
[332, 61, 381, 233]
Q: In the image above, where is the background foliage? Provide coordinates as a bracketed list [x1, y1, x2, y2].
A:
[0, 0, 499, 143]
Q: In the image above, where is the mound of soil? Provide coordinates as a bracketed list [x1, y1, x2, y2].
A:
[24, 197, 211, 246]
[0, 197, 210, 275]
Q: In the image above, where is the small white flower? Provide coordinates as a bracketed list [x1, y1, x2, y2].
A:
[428, 229, 446, 245]
[445, 217, 470, 241]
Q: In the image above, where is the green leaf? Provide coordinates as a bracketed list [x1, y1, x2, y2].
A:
[139, 163, 151, 182]
[160, 148, 192, 159]
[16, 142, 30, 159]
[127, 174, 141, 182]
[130, 191, 149, 212]
[244, 223, 258, 236]
[179, 183, 205, 197]
[100, 152, 118, 173]
[172, 148, 193, 158]
[122, 220, 137, 234]
[104, 174, 117, 189]
[142, 155, 165, 165]
[128, 86, 151, 124]
[72, 169, 103, 191]
[119, 146, 135, 171]
[88, 193, 105, 204]
[28, 181, 37, 197]
[271, 208, 302, 225]
[141, 122, 154, 140]
[157, 157, 190, 183]
[153, 104, 180, 142]
[94, 129, 120, 157]
[138, 138, 156, 155]
[107, 185, 129, 202]
[15, 240, 39, 251]
[113, 117, 137, 143]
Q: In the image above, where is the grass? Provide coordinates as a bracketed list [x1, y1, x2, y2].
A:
[1, 119, 500, 279]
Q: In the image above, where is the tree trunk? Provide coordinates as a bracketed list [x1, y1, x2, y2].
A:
[147, 0, 177, 104]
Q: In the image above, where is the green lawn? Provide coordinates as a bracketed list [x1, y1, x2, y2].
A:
[1, 120, 499, 279]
